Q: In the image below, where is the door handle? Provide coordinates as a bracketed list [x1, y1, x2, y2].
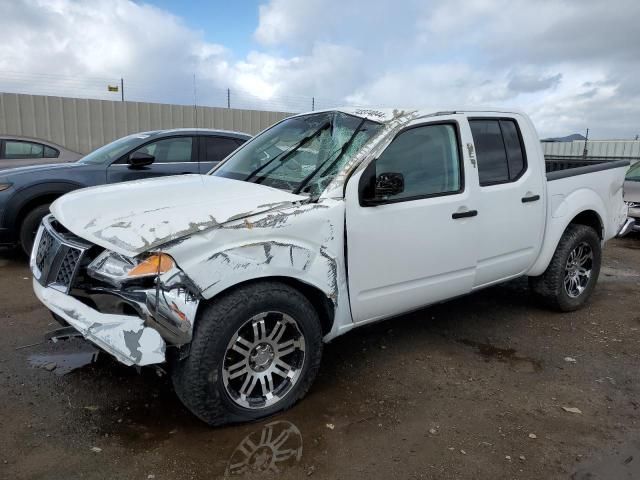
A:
[521, 194, 540, 203]
[452, 209, 478, 219]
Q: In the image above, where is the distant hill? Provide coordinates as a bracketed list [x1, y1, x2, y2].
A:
[541, 133, 587, 142]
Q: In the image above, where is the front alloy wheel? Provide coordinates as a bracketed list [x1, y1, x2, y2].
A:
[171, 281, 323, 426]
[222, 312, 306, 409]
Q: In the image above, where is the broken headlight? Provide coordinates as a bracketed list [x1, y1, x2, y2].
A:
[87, 250, 175, 286]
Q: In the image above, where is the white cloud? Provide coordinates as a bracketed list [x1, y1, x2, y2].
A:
[1, 0, 639, 138]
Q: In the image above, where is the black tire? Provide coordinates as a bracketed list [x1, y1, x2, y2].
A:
[529, 224, 601, 311]
[172, 281, 323, 426]
[20, 204, 51, 257]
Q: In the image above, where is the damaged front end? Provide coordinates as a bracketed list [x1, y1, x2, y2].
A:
[31, 215, 200, 366]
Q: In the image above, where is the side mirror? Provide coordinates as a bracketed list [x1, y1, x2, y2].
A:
[359, 161, 405, 206]
[128, 151, 155, 168]
[375, 172, 404, 198]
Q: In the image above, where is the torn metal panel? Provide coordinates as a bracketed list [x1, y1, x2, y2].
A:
[32, 279, 165, 366]
[164, 199, 351, 340]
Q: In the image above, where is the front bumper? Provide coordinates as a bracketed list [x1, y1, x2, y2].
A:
[30, 215, 201, 367]
[33, 279, 166, 366]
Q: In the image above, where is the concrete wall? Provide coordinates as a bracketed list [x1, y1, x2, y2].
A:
[0, 92, 292, 154]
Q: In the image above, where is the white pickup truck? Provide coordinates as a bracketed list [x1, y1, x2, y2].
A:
[30, 108, 629, 425]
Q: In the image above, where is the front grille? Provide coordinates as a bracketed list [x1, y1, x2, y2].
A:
[54, 247, 82, 288]
[32, 215, 92, 293]
[36, 228, 54, 272]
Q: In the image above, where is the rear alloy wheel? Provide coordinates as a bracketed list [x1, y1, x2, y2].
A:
[529, 224, 601, 311]
[172, 281, 323, 426]
[563, 242, 593, 298]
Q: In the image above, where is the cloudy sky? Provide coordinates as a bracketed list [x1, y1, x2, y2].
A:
[0, 0, 639, 138]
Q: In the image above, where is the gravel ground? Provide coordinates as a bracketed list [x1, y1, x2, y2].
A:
[1, 235, 639, 479]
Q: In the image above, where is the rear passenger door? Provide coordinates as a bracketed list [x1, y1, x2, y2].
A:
[468, 116, 545, 287]
[198, 136, 244, 173]
[106, 135, 199, 183]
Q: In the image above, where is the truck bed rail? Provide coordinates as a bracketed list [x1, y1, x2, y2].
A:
[546, 159, 630, 181]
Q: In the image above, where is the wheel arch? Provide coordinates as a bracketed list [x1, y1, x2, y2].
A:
[529, 207, 605, 277]
[10, 182, 84, 233]
[198, 276, 335, 337]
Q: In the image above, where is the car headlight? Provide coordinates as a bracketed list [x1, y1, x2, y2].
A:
[87, 251, 175, 286]
[0, 182, 12, 192]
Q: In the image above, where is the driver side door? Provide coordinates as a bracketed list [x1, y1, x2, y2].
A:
[106, 135, 198, 183]
[345, 118, 479, 324]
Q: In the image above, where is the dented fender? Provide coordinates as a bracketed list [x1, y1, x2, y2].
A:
[164, 199, 352, 340]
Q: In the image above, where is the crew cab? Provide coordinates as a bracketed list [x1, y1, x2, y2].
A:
[0, 128, 250, 255]
[30, 109, 629, 425]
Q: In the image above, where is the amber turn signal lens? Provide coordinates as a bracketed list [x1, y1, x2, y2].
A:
[127, 253, 175, 277]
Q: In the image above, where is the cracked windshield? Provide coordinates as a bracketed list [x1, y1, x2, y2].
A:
[213, 111, 383, 198]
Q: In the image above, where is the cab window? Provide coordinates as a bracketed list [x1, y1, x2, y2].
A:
[371, 123, 462, 201]
[469, 119, 527, 186]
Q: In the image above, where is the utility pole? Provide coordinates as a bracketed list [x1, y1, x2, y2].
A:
[582, 128, 589, 159]
[227, 88, 231, 109]
[312, 97, 315, 111]
[120, 77, 124, 102]
[193, 74, 198, 128]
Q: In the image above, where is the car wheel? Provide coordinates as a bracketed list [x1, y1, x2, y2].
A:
[20, 204, 51, 257]
[172, 281, 323, 426]
[529, 224, 601, 311]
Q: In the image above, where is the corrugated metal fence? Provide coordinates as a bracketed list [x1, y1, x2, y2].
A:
[0, 92, 292, 154]
[542, 140, 640, 159]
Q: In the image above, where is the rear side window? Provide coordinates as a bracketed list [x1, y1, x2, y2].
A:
[202, 137, 242, 162]
[3, 141, 44, 159]
[44, 146, 59, 158]
[469, 119, 527, 186]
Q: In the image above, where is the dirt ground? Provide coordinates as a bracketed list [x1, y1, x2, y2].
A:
[1, 235, 640, 480]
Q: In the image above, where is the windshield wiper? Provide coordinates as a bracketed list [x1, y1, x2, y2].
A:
[293, 117, 368, 195]
[244, 121, 332, 184]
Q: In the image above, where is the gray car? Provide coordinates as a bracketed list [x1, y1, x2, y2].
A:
[0, 136, 82, 170]
[618, 161, 640, 236]
[0, 128, 251, 254]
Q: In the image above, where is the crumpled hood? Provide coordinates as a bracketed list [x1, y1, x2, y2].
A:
[51, 175, 305, 257]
